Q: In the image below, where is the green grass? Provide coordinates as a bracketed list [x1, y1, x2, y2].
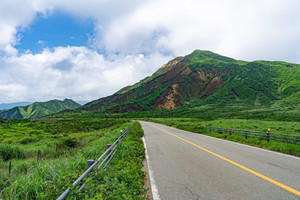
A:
[0, 144, 27, 161]
[48, 100, 300, 122]
[66, 122, 146, 199]
[0, 119, 130, 198]
[148, 118, 300, 157]
[148, 118, 300, 135]
[1, 121, 146, 199]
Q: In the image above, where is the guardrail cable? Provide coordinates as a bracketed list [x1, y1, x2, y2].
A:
[56, 122, 135, 200]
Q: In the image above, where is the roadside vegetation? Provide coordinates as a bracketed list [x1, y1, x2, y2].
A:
[147, 118, 300, 157]
[48, 102, 299, 122]
[0, 119, 146, 199]
[146, 118, 300, 135]
[1, 103, 298, 198]
[46, 107, 299, 157]
[67, 122, 146, 199]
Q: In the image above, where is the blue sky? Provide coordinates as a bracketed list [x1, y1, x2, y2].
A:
[0, 0, 299, 103]
[16, 11, 95, 54]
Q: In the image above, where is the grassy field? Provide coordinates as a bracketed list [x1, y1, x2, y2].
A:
[147, 118, 300, 157]
[0, 119, 146, 199]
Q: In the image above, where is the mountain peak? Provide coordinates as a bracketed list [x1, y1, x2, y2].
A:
[80, 50, 299, 113]
[185, 49, 236, 63]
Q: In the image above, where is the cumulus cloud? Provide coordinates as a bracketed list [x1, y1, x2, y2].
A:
[100, 0, 300, 62]
[0, 0, 299, 102]
[0, 46, 171, 102]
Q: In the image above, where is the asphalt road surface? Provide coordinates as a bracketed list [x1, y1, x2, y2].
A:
[140, 121, 300, 200]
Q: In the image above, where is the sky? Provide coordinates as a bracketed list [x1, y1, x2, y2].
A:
[0, 0, 299, 103]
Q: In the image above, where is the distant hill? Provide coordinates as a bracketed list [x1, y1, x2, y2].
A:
[80, 50, 299, 114]
[0, 99, 81, 119]
[0, 102, 33, 110]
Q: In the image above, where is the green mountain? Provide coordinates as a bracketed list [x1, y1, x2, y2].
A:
[80, 50, 299, 116]
[0, 99, 81, 119]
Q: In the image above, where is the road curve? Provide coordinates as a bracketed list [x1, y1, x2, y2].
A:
[140, 121, 300, 200]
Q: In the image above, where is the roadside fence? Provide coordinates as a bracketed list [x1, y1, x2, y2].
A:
[150, 120, 300, 145]
[57, 122, 135, 200]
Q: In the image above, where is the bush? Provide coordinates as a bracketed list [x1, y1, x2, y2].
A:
[59, 137, 79, 148]
[174, 124, 207, 134]
[19, 137, 38, 144]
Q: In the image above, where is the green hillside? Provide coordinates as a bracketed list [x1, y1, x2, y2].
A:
[0, 99, 81, 119]
[79, 50, 299, 115]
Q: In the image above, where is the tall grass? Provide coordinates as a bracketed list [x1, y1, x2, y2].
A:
[0, 144, 27, 161]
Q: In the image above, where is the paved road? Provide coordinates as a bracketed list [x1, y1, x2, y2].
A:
[140, 121, 300, 200]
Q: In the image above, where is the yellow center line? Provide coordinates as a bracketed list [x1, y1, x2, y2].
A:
[151, 124, 300, 197]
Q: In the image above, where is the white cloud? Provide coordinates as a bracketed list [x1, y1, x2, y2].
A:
[100, 0, 300, 62]
[0, 0, 299, 102]
[0, 83, 28, 102]
[0, 46, 170, 102]
[1, 0, 300, 60]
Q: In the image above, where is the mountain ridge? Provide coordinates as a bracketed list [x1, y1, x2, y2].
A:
[0, 99, 81, 119]
[79, 50, 299, 114]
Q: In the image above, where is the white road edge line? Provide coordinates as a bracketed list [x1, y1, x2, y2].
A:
[152, 122, 300, 160]
[142, 136, 161, 200]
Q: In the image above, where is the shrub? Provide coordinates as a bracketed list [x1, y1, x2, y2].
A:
[19, 137, 38, 144]
[59, 137, 79, 148]
[174, 124, 207, 134]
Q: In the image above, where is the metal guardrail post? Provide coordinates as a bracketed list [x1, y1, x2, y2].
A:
[267, 129, 270, 142]
[87, 160, 95, 170]
[106, 144, 111, 151]
[245, 130, 248, 139]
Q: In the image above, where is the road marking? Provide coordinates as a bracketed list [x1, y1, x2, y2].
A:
[143, 137, 161, 200]
[151, 124, 300, 197]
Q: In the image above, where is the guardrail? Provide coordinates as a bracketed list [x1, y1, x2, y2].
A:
[150, 120, 300, 144]
[56, 123, 135, 200]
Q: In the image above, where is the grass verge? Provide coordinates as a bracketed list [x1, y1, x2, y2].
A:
[68, 122, 147, 199]
[1, 122, 147, 200]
